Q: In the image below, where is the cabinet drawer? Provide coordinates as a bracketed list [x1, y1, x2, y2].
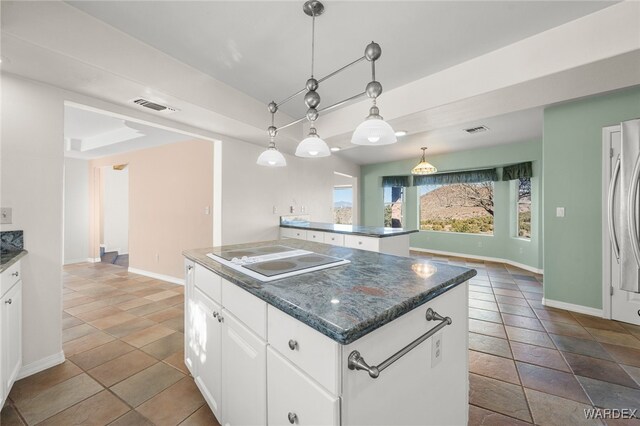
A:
[1, 261, 21, 297]
[344, 235, 380, 252]
[323, 233, 345, 246]
[267, 305, 340, 395]
[280, 227, 307, 240]
[267, 348, 339, 426]
[222, 279, 267, 340]
[194, 264, 221, 304]
[306, 230, 325, 242]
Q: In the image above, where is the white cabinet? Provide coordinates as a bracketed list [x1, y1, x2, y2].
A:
[184, 260, 196, 375]
[1, 260, 23, 409]
[192, 287, 223, 420]
[344, 235, 380, 252]
[323, 233, 345, 246]
[306, 230, 325, 243]
[267, 348, 339, 426]
[221, 311, 266, 426]
[280, 228, 307, 240]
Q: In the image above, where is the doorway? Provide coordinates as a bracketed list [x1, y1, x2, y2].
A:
[100, 164, 129, 267]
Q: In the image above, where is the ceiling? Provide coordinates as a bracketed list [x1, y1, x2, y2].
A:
[64, 105, 196, 159]
[67, 1, 616, 118]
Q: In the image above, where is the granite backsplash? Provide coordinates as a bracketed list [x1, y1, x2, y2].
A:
[1, 230, 24, 254]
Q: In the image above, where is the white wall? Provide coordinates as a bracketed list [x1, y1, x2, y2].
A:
[220, 140, 360, 246]
[63, 158, 89, 264]
[102, 167, 129, 254]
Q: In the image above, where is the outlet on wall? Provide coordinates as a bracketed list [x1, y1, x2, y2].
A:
[1, 207, 12, 224]
[431, 332, 443, 368]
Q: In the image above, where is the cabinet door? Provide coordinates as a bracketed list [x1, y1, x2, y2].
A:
[184, 260, 196, 375]
[267, 348, 339, 426]
[222, 310, 266, 426]
[2, 282, 22, 398]
[344, 235, 380, 252]
[192, 288, 223, 421]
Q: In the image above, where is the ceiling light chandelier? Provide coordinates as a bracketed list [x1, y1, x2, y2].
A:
[411, 147, 437, 175]
[258, 0, 395, 167]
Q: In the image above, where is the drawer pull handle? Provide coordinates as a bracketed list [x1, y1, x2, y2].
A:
[187, 265, 193, 271]
[218, 315, 224, 323]
[5, 299, 12, 305]
[212, 311, 218, 318]
[348, 308, 451, 379]
[11, 271, 19, 277]
[358, 241, 363, 245]
[288, 412, 298, 424]
[288, 339, 298, 351]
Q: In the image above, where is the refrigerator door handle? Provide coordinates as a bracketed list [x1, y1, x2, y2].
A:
[628, 153, 640, 268]
[608, 155, 621, 262]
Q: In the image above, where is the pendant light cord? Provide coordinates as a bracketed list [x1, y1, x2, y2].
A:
[311, 13, 316, 77]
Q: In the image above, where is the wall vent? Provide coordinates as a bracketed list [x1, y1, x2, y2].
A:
[464, 125, 489, 134]
[131, 98, 178, 113]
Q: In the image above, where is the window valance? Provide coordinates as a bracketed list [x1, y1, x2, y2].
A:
[412, 168, 498, 186]
[502, 162, 532, 181]
[382, 175, 412, 187]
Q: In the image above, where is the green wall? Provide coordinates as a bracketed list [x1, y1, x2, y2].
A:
[543, 87, 640, 309]
[361, 139, 543, 269]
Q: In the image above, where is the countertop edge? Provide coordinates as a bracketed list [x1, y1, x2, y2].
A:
[280, 223, 419, 238]
[183, 250, 475, 345]
[0, 250, 28, 273]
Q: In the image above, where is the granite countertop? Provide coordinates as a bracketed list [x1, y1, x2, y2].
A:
[280, 221, 419, 238]
[184, 239, 475, 344]
[0, 250, 28, 273]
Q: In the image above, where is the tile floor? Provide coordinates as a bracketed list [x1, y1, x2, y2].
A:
[1, 261, 219, 426]
[1, 256, 640, 425]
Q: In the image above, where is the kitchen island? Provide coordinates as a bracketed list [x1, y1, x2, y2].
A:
[183, 239, 474, 426]
[280, 219, 418, 257]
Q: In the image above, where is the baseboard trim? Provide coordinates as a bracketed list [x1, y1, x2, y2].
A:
[17, 351, 65, 380]
[128, 267, 184, 285]
[542, 298, 603, 317]
[410, 247, 543, 274]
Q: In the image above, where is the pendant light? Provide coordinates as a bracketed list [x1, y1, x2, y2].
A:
[411, 147, 437, 175]
[351, 43, 397, 146]
[259, 1, 391, 166]
[257, 115, 287, 167]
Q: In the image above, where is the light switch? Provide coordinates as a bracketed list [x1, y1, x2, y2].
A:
[556, 207, 565, 218]
[1, 207, 12, 224]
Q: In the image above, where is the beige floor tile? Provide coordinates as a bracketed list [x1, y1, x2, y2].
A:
[469, 374, 532, 423]
[110, 363, 185, 407]
[108, 410, 155, 426]
[14, 374, 103, 425]
[141, 332, 184, 360]
[586, 327, 640, 349]
[61, 316, 84, 330]
[63, 331, 116, 357]
[145, 290, 179, 302]
[163, 351, 189, 374]
[122, 324, 176, 348]
[0, 402, 26, 426]
[9, 361, 83, 404]
[74, 306, 123, 322]
[524, 388, 602, 426]
[88, 350, 157, 387]
[69, 340, 135, 370]
[89, 311, 139, 330]
[161, 316, 184, 332]
[137, 377, 205, 425]
[144, 307, 182, 323]
[37, 390, 129, 426]
[64, 300, 111, 316]
[117, 297, 155, 311]
[469, 350, 520, 385]
[62, 323, 98, 343]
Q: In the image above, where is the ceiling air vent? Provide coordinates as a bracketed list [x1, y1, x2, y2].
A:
[131, 98, 178, 113]
[464, 125, 489, 134]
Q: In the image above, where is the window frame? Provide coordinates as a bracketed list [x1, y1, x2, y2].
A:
[514, 177, 532, 240]
[383, 186, 405, 228]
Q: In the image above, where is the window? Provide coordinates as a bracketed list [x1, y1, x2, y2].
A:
[384, 187, 404, 228]
[419, 182, 494, 234]
[333, 186, 353, 224]
[517, 177, 531, 239]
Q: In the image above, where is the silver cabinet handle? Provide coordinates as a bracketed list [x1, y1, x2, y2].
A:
[187, 265, 193, 271]
[218, 315, 224, 323]
[358, 241, 363, 245]
[348, 308, 451, 379]
[608, 155, 621, 262]
[5, 299, 12, 305]
[288, 339, 298, 350]
[628, 153, 640, 268]
[288, 412, 298, 424]
[11, 271, 19, 277]
[212, 311, 218, 318]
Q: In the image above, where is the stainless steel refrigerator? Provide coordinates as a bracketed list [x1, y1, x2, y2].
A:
[611, 118, 640, 293]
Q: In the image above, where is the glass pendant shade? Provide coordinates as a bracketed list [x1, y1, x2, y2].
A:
[257, 141, 286, 167]
[295, 129, 330, 158]
[411, 147, 437, 175]
[351, 105, 397, 146]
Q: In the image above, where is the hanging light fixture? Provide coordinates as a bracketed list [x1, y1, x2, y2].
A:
[257, 112, 287, 167]
[411, 147, 437, 175]
[258, 1, 391, 166]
